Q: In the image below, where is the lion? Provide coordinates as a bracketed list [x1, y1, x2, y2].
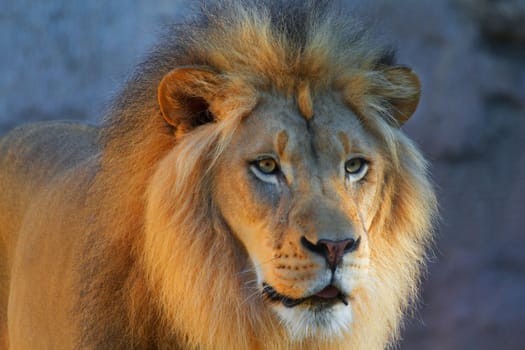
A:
[0, 1, 437, 349]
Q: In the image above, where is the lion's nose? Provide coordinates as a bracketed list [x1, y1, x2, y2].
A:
[301, 236, 360, 270]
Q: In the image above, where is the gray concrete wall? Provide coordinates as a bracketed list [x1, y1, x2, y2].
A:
[1, 1, 524, 348]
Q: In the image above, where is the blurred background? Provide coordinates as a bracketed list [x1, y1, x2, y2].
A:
[1, 0, 524, 348]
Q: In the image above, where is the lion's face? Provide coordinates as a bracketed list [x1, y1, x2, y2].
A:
[213, 94, 385, 339]
[152, 62, 427, 347]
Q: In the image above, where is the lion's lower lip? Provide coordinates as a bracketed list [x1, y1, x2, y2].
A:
[262, 282, 348, 308]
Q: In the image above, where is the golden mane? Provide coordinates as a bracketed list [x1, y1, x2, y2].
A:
[77, 1, 437, 349]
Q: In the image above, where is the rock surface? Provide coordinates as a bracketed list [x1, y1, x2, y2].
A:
[1, 1, 524, 348]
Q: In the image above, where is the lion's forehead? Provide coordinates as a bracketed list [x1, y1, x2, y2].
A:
[236, 96, 375, 169]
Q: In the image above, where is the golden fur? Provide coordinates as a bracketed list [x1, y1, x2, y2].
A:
[0, 1, 436, 349]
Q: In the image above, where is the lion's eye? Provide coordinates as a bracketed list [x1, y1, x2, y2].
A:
[255, 158, 278, 174]
[250, 157, 281, 185]
[344, 157, 368, 180]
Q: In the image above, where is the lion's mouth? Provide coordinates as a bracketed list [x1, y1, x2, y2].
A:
[262, 282, 349, 308]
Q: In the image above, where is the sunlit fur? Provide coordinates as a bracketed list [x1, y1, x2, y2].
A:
[0, 1, 436, 349]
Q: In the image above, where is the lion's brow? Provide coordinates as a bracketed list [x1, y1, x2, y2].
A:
[337, 131, 351, 155]
[276, 130, 289, 157]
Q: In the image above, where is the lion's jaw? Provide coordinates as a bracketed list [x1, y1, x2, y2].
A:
[213, 96, 380, 341]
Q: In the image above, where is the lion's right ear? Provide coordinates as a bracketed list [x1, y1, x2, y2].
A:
[158, 67, 223, 133]
[382, 66, 421, 125]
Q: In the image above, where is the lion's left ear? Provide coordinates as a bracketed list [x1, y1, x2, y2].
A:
[157, 67, 223, 134]
[381, 66, 421, 125]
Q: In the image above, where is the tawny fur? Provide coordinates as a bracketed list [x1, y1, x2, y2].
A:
[0, 1, 436, 349]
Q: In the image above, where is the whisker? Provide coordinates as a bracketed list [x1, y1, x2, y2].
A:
[235, 256, 279, 277]
[243, 278, 259, 290]
[241, 285, 265, 306]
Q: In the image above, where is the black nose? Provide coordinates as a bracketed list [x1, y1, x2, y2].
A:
[301, 236, 360, 270]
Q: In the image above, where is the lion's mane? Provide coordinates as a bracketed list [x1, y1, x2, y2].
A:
[78, 1, 437, 349]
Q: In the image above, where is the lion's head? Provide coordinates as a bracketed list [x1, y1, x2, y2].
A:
[89, 2, 436, 349]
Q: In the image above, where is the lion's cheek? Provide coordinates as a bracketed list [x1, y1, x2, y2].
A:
[214, 165, 279, 249]
[213, 183, 273, 272]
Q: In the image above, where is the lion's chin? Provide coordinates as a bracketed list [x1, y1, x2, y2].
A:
[262, 282, 353, 340]
[274, 298, 354, 341]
